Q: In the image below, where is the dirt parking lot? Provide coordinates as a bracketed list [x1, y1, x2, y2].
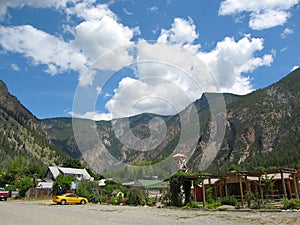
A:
[0, 200, 299, 225]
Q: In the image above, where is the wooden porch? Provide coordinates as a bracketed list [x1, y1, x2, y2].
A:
[185, 168, 300, 207]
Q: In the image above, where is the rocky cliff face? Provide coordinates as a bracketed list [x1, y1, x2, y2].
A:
[0, 80, 66, 169]
[200, 68, 300, 172]
[43, 68, 300, 174]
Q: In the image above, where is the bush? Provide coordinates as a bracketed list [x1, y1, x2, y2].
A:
[126, 188, 143, 205]
[146, 196, 157, 206]
[110, 196, 119, 205]
[14, 176, 35, 197]
[220, 196, 238, 206]
[206, 201, 222, 209]
[282, 198, 300, 210]
[206, 187, 214, 204]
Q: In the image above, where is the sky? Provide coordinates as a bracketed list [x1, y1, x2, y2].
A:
[0, 0, 299, 120]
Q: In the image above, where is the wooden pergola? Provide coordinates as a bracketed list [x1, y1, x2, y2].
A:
[184, 168, 300, 207]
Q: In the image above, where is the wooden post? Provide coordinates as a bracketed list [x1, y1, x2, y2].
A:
[224, 177, 228, 197]
[287, 179, 292, 199]
[280, 170, 287, 199]
[214, 185, 217, 199]
[293, 175, 299, 199]
[245, 175, 251, 207]
[239, 175, 244, 207]
[193, 180, 196, 202]
[202, 179, 206, 208]
[259, 176, 264, 205]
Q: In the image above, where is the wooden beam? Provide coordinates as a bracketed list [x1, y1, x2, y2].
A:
[280, 170, 287, 199]
[202, 179, 206, 208]
[224, 177, 228, 197]
[239, 175, 244, 207]
[258, 176, 264, 205]
[292, 174, 299, 199]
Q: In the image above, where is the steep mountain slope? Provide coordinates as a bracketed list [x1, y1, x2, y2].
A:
[43, 68, 300, 176]
[199, 68, 300, 172]
[43, 92, 239, 180]
[0, 81, 67, 169]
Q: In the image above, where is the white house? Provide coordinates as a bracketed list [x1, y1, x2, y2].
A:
[44, 166, 94, 181]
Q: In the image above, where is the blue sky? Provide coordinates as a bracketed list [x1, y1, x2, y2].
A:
[0, 0, 299, 120]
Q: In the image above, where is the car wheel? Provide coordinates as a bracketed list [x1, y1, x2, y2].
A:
[60, 199, 66, 205]
[80, 200, 86, 205]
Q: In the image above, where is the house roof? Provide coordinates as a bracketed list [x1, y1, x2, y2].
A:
[47, 166, 92, 180]
[123, 179, 166, 189]
[48, 166, 61, 179]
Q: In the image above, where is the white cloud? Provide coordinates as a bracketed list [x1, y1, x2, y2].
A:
[66, 2, 117, 21]
[68, 2, 138, 85]
[75, 23, 275, 120]
[158, 17, 200, 52]
[249, 10, 291, 30]
[73, 16, 134, 61]
[97, 35, 274, 119]
[105, 76, 195, 118]
[69, 111, 112, 121]
[219, 0, 299, 30]
[291, 65, 299, 71]
[10, 63, 20, 71]
[281, 28, 294, 38]
[0, 25, 87, 75]
[0, 1, 138, 86]
[197, 35, 274, 94]
[0, 0, 72, 20]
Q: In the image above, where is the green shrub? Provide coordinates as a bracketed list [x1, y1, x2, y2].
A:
[146, 196, 157, 206]
[206, 201, 221, 209]
[126, 188, 143, 205]
[206, 187, 214, 204]
[187, 201, 201, 208]
[220, 196, 238, 206]
[110, 196, 119, 205]
[282, 198, 300, 209]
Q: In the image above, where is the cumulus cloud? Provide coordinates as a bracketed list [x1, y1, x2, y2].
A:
[93, 34, 274, 120]
[65, 1, 117, 21]
[73, 16, 134, 61]
[219, 0, 299, 30]
[249, 10, 291, 30]
[197, 35, 274, 94]
[291, 65, 299, 71]
[0, 25, 87, 75]
[158, 17, 200, 52]
[72, 18, 275, 120]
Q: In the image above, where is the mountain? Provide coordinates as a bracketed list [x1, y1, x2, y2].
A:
[202, 67, 300, 172]
[43, 68, 300, 177]
[0, 80, 67, 169]
[42, 92, 239, 181]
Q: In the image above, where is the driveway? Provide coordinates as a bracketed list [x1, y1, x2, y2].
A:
[0, 200, 299, 225]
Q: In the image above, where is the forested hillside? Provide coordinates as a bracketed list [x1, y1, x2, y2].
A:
[0, 80, 67, 170]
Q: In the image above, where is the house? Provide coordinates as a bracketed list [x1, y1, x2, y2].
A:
[44, 166, 94, 181]
[123, 179, 167, 198]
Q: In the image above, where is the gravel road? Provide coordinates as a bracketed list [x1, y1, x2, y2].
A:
[0, 200, 299, 225]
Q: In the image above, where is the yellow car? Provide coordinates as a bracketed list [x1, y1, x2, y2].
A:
[53, 193, 88, 205]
